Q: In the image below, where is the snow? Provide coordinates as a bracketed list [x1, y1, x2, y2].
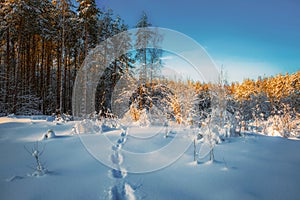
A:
[42, 129, 56, 140]
[1, 116, 300, 199]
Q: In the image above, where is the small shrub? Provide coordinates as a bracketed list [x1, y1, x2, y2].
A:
[24, 141, 47, 176]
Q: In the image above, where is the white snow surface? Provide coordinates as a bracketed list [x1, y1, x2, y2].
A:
[1, 116, 300, 200]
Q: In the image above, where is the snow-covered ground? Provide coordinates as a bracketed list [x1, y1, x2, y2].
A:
[1, 116, 300, 200]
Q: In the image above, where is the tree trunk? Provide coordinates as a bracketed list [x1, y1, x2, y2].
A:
[40, 39, 45, 113]
[13, 31, 22, 114]
[56, 45, 61, 111]
[4, 29, 10, 106]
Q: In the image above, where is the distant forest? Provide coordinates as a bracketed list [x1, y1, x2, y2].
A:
[0, 0, 299, 128]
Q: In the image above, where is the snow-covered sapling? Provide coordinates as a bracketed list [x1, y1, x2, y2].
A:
[164, 120, 169, 138]
[71, 127, 77, 135]
[198, 117, 220, 163]
[193, 138, 197, 162]
[207, 125, 216, 162]
[24, 141, 47, 176]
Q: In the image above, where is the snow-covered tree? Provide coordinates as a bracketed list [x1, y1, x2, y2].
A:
[134, 13, 163, 112]
[77, 0, 99, 56]
[95, 11, 134, 115]
[209, 68, 233, 139]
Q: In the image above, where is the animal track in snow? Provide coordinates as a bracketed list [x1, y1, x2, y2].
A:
[107, 127, 137, 200]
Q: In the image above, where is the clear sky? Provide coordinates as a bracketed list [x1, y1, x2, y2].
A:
[98, 0, 300, 82]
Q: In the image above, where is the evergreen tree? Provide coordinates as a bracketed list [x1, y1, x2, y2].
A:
[134, 12, 163, 113]
[96, 11, 134, 115]
[77, 0, 99, 56]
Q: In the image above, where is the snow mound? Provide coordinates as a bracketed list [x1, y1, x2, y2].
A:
[42, 129, 56, 140]
[74, 119, 102, 134]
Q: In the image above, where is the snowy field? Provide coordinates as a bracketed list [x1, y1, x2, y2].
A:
[1, 116, 300, 200]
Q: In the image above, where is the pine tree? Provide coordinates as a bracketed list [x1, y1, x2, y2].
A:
[134, 12, 163, 114]
[95, 10, 134, 115]
[77, 0, 99, 56]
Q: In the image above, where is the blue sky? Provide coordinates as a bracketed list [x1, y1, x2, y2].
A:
[99, 0, 300, 82]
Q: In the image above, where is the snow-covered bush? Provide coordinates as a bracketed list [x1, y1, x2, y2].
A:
[54, 115, 66, 124]
[138, 109, 150, 127]
[263, 112, 299, 138]
[42, 129, 56, 140]
[248, 102, 300, 138]
[75, 119, 103, 134]
[61, 113, 73, 121]
[119, 103, 151, 127]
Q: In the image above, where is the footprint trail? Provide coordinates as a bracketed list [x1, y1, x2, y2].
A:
[107, 128, 136, 200]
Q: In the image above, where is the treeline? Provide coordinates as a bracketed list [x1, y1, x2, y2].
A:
[191, 72, 300, 118]
[130, 72, 299, 136]
[182, 72, 299, 136]
[117, 71, 299, 138]
[231, 72, 300, 119]
[1, 0, 299, 126]
[0, 0, 134, 115]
